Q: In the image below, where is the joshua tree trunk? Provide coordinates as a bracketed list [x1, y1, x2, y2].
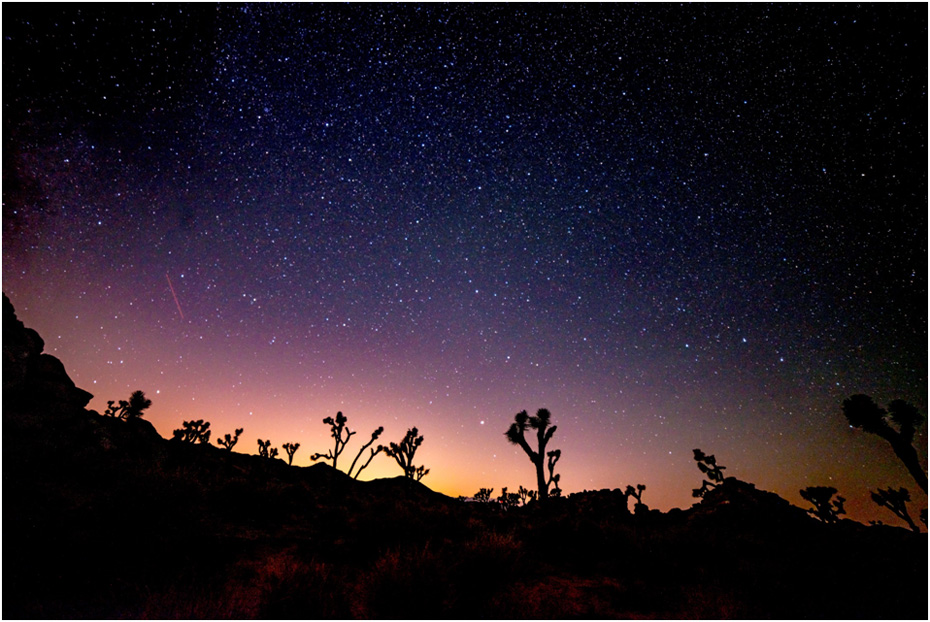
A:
[534, 454, 547, 501]
[890, 438, 928, 494]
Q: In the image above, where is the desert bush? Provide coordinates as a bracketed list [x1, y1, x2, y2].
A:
[217, 428, 243, 451]
[498, 487, 520, 509]
[172, 419, 211, 444]
[103, 390, 152, 420]
[800, 486, 846, 524]
[257, 439, 278, 459]
[518, 485, 537, 506]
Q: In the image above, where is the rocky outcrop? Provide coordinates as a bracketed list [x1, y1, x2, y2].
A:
[3, 293, 93, 413]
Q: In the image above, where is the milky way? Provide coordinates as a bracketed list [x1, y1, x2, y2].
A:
[3, 4, 926, 523]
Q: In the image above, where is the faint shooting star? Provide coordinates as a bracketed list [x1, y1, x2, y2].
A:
[166, 273, 185, 320]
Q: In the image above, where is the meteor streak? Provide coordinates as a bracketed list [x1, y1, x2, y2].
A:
[166, 273, 184, 320]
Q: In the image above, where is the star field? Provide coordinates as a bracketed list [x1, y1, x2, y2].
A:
[3, 5, 926, 522]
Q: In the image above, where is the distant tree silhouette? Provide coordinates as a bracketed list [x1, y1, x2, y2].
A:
[505, 408, 561, 501]
[257, 439, 278, 459]
[517, 485, 537, 506]
[345, 426, 385, 480]
[384, 427, 429, 480]
[311, 412, 354, 470]
[103, 390, 152, 420]
[282, 442, 300, 466]
[870, 487, 920, 533]
[217, 428, 244, 451]
[310, 412, 385, 478]
[498, 487, 520, 509]
[474, 488, 494, 503]
[172, 419, 211, 444]
[625, 484, 647, 513]
[843, 395, 926, 493]
[692, 449, 726, 497]
[800, 486, 846, 524]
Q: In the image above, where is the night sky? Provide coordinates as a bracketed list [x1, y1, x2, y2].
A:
[3, 4, 926, 524]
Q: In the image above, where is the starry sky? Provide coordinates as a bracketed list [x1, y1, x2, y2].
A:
[3, 4, 926, 525]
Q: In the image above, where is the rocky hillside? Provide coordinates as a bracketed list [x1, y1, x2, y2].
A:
[3, 293, 926, 619]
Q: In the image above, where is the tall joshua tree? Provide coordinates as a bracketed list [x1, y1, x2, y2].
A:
[311, 412, 353, 470]
[505, 408, 561, 501]
[843, 395, 926, 493]
[310, 412, 385, 478]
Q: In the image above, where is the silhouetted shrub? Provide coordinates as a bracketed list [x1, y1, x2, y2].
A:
[103, 390, 152, 420]
[282, 442, 300, 466]
[384, 427, 429, 481]
[692, 449, 726, 497]
[843, 395, 926, 493]
[498, 487, 520, 509]
[517, 485, 537, 506]
[257, 439, 278, 459]
[870, 487, 919, 532]
[172, 419, 211, 444]
[474, 488, 494, 503]
[800, 486, 846, 524]
[505, 408, 561, 501]
[217, 428, 243, 451]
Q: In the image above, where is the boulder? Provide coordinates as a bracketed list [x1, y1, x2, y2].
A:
[3, 293, 93, 413]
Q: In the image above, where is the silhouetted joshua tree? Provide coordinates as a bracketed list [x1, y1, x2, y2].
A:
[625, 484, 647, 513]
[498, 487, 521, 509]
[172, 419, 211, 444]
[103, 390, 152, 420]
[311, 412, 354, 470]
[345, 426, 385, 480]
[384, 427, 429, 480]
[310, 412, 386, 478]
[505, 408, 561, 501]
[518, 485, 537, 506]
[870, 487, 920, 533]
[800, 486, 846, 524]
[282, 442, 300, 466]
[257, 439, 278, 459]
[474, 488, 494, 503]
[217, 428, 244, 451]
[843, 394, 926, 493]
[692, 448, 726, 497]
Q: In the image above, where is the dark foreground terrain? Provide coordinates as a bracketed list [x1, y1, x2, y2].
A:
[4, 295, 927, 619]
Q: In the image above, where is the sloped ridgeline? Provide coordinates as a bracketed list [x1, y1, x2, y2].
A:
[3, 293, 926, 619]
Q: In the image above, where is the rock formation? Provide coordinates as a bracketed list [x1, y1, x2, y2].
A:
[3, 292, 93, 413]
